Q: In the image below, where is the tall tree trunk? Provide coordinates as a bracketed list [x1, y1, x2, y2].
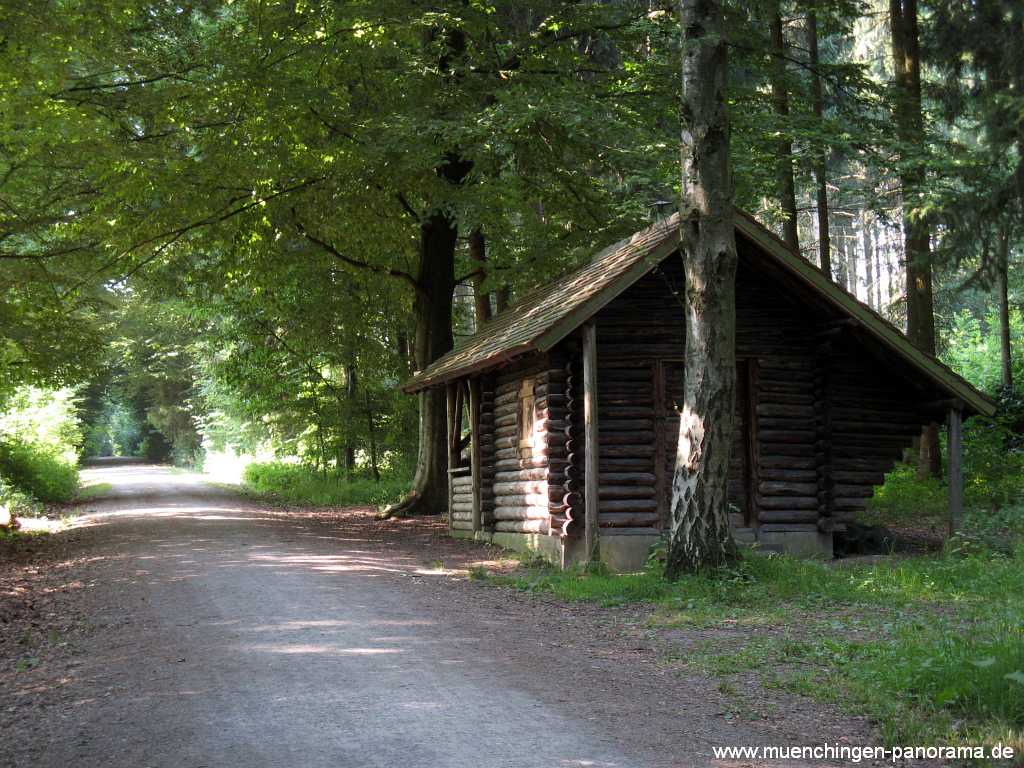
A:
[390, 20, 471, 516]
[365, 390, 380, 482]
[891, 0, 939, 478]
[388, 208, 459, 516]
[998, 226, 1013, 389]
[396, 331, 412, 374]
[874, 227, 884, 310]
[344, 360, 357, 478]
[861, 210, 876, 308]
[770, 1, 799, 252]
[834, 188, 849, 287]
[807, 9, 831, 278]
[494, 285, 510, 313]
[666, 0, 739, 578]
[468, 228, 492, 327]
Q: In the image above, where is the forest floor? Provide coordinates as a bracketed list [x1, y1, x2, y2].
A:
[0, 463, 934, 767]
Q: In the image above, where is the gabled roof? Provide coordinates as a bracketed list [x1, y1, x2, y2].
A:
[405, 210, 995, 417]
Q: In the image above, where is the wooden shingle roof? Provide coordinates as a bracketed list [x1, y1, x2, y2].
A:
[405, 210, 995, 417]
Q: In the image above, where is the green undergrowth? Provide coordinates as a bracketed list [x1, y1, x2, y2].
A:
[242, 461, 410, 508]
[480, 545, 1024, 755]
[0, 441, 79, 506]
[75, 482, 112, 502]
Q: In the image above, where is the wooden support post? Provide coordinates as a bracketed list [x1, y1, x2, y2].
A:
[582, 322, 600, 561]
[446, 382, 458, 533]
[947, 406, 963, 536]
[469, 377, 482, 534]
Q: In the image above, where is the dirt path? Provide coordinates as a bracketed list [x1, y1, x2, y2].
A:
[1, 464, 879, 767]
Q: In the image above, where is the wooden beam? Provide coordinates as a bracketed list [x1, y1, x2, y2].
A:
[468, 377, 483, 533]
[446, 382, 458, 533]
[947, 406, 963, 536]
[582, 322, 600, 561]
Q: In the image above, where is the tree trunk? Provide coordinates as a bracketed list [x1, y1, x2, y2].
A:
[396, 331, 412, 374]
[861, 210, 875, 309]
[469, 228, 492, 328]
[874, 228, 884, 310]
[387, 208, 459, 516]
[366, 389, 380, 482]
[494, 285, 510, 313]
[998, 226, 1013, 389]
[807, 10, 830, 278]
[666, 0, 739, 578]
[891, 0, 939, 478]
[769, 1, 799, 252]
[344, 360, 357, 478]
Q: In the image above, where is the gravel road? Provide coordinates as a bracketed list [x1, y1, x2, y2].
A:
[2, 462, 880, 767]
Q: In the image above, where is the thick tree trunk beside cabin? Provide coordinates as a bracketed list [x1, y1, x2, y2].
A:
[666, 0, 739, 577]
[389, 209, 458, 516]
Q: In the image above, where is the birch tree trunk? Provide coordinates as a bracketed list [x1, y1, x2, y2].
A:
[666, 0, 739, 578]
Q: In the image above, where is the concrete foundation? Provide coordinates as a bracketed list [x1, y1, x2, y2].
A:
[452, 525, 833, 571]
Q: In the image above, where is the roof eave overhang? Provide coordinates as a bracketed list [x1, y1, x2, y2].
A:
[401, 341, 538, 394]
[402, 229, 680, 393]
[534, 234, 680, 352]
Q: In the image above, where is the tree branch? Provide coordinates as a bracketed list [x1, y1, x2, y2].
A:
[291, 210, 422, 295]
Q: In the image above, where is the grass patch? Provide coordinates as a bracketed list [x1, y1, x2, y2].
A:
[477, 544, 1024, 752]
[242, 461, 410, 508]
[75, 482, 112, 502]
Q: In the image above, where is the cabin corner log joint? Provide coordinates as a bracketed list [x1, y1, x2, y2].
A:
[411, 211, 994, 571]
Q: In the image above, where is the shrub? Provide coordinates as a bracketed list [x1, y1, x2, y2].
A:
[0, 441, 79, 504]
[0, 475, 41, 519]
[865, 464, 948, 526]
[242, 461, 410, 508]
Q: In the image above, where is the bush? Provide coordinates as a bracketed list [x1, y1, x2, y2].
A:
[962, 403, 1024, 510]
[242, 461, 410, 508]
[865, 464, 949, 526]
[0, 475, 41, 519]
[0, 441, 79, 504]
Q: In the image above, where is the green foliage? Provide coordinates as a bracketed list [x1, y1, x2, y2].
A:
[858, 623, 1024, 731]
[865, 464, 948, 527]
[0, 441, 78, 504]
[0, 387, 82, 462]
[0, 475, 42, 518]
[82, 396, 144, 457]
[0, 385, 82, 510]
[242, 461, 409, 508]
[945, 308, 1024, 395]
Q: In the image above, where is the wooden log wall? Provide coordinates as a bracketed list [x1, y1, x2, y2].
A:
[458, 239, 948, 543]
[825, 336, 929, 525]
[590, 263, 681, 533]
[484, 355, 569, 535]
[478, 374, 496, 527]
[450, 469, 475, 531]
[584, 249, 936, 536]
[586, 258, 753, 533]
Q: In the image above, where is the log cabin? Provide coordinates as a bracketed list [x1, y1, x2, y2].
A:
[403, 211, 995, 570]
